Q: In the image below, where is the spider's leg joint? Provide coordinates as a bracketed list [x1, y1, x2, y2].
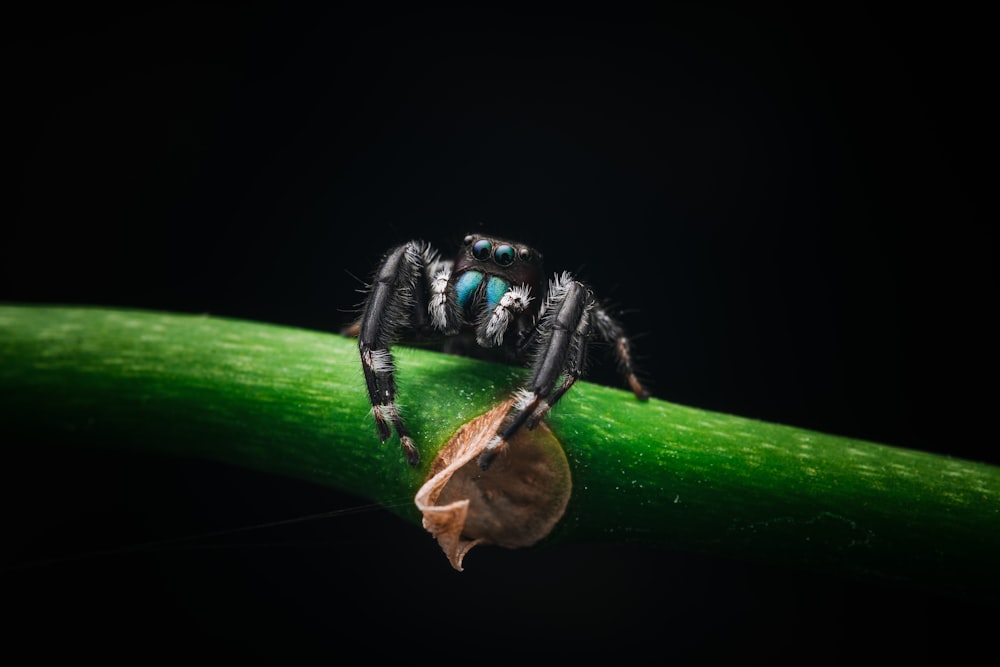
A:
[478, 435, 507, 470]
[514, 387, 539, 411]
[526, 399, 553, 429]
[362, 347, 394, 375]
[370, 403, 419, 466]
[371, 403, 400, 440]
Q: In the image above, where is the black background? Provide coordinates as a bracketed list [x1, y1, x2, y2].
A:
[3, 5, 994, 663]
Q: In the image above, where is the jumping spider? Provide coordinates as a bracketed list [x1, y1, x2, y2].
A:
[351, 233, 650, 469]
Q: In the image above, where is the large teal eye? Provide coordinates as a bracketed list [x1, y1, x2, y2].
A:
[472, 239, 492, 260]
[494, 244, 515, 266]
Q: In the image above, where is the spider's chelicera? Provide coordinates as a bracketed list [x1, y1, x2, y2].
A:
[352, 233, 650, 469]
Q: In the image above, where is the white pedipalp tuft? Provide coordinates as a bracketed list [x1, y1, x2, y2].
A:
[504, 284, 533, 310]
[479, 284, 533, 346]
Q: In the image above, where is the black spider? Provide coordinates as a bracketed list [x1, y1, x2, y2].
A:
[350, 233, 650, 469]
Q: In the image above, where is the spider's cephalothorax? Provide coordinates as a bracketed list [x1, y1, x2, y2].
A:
[353, 233, 650, 468]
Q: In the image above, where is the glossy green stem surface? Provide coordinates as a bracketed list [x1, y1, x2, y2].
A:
[1, 305, 997, 599]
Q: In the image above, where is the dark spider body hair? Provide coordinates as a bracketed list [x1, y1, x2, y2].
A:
[351, 232, 650, 468]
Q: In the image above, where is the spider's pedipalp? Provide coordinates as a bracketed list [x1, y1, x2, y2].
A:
[477, 283, 532, 347]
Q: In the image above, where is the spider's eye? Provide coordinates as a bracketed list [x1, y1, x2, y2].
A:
[518, 247, 531, 261]
[472, 239, 492, 260]
[494, 244, 515, 266]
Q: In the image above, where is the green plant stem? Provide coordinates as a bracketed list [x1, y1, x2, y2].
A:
[2, 305, 997, 598]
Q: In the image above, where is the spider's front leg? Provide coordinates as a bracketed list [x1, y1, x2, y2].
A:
[357, 241, 456, 466]
[478, 274, 594, 470]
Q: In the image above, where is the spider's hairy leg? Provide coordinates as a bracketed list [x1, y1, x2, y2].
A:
[592, 307, 652, 401]
[477, 388, 544, 470]
[478, 276, 592, 470]
[357, 241, 432, 467]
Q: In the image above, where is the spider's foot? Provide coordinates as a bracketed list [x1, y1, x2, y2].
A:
[526, 403, 552, 430]
[478, 436, 507, 470]
[401, 435, 420, 467]
[372, 404, 396, 442]
[628, 375, 651, 401]
[374, 421, 392, 443]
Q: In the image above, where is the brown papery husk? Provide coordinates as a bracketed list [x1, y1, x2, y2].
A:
[414, 399, 572, 571]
